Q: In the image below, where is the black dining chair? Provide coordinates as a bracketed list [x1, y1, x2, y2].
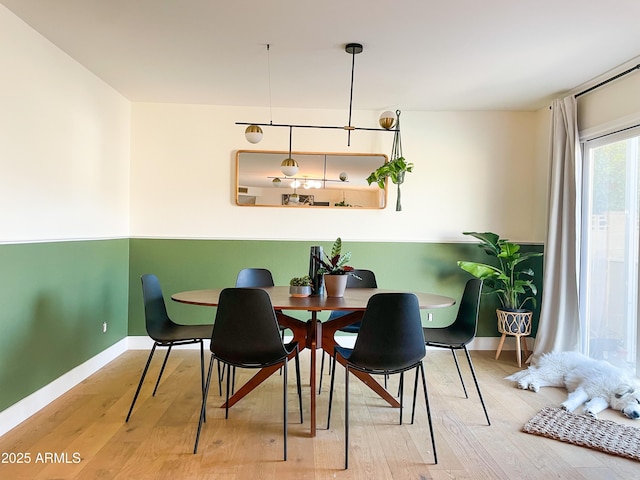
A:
[193, 288, 303, 459]
[422, 278, 491, 425]
[126, 274, 214, 422]
[326, 293, 437, 468]
[235, 268, 287, 335]
[318, 269, 377, 393]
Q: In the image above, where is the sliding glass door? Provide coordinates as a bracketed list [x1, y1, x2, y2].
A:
[580, 128, 640, 373]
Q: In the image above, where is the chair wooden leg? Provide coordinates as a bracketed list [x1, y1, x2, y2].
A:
[495, 333, 507, 360]
[126, 343, 157, 422]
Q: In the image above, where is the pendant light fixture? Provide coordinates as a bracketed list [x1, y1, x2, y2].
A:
[237, 43, 399, 146]
[280, 126, 299, 176]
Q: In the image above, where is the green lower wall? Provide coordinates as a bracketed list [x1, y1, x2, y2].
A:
[0, 239, 129, 412]
[128, 238, 543, 338]
[1, 237, 543, 414]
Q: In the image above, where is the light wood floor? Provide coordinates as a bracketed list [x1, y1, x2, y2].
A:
[1, 349, 639, 479]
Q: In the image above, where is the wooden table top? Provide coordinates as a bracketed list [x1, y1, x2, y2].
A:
[171, 286, 455, 311]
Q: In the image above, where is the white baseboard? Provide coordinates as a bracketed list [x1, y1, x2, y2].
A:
[0, 334, 532, 437]
[0, 338, 128, 437]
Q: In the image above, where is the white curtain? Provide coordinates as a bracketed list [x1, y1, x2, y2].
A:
[531, 95, 581, 361]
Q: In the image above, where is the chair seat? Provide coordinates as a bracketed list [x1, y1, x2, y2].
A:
[423, 326, 470, 349]
[150, 323, 213, 343]
[339, 322, 361, 334]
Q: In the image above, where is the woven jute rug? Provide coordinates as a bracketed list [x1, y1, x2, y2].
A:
[523, 407, 640, 462]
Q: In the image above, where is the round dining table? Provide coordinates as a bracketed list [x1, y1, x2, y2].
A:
[172, 286, 455, 436]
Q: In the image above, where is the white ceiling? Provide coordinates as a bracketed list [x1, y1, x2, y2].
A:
[2, 0, 640, 111]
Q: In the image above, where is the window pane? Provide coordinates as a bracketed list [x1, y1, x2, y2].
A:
[582, 132, 639, 373]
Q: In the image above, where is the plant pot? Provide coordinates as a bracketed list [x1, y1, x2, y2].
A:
[289, 285, 312, 298]
[324, 274, 348, 297]
[497, 308, 532, 335]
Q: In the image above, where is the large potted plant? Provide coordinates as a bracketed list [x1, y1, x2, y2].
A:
[316, 237, 361, 297]
[457, 231, 543, 335]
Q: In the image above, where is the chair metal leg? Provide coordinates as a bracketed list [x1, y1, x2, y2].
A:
[194, 355, 216, 454]
[152, 344, 173, 396]
[283, 358, 288, 461]
[463, 346, 491, 425]
[318, 350, 326, 394]
[225, 363, 231, 419]
[344, 364, 350, 469]
[294, 348, 303, 423]
[398, 371, 404, 425]
[450, 348, 468, 399]
[126, 343, 158, 422]
[411, 365, 419, 424]
[418, 362, 437, 464]
[327, 351, 338, 429]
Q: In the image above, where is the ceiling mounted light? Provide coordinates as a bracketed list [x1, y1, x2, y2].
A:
[236, 43, 399, 147]
[280, 125, 298, 176]
[272, 177, 282, 187]
[244, 125, 263, 143]
[339, 172, 349, 182]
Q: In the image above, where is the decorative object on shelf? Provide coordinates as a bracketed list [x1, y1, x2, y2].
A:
[282, 193, 313, 205]
[366, 110, 413, 211]
[457, 231, 543, 366]
[237, 43, 399, 149]
[315, 237, 361, 297]
[289, 275, 313, 297]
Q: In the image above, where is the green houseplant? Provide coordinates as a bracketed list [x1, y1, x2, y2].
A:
[315, 237, 361, 297]
[289, 275, 312, 297]
[457, 231, 543, 335]
[366, 110, 413, 211]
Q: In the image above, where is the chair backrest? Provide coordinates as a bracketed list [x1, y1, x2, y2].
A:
[451, 278, 483, 344]
[140, 274, 174, 340]
[211, 288, 287, 366]
[349, 293, 425, 372]
[235, 268, 275, 288]
[346, 269, 378, 288]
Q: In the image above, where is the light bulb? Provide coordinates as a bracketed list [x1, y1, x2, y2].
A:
[281, 158, 299, 176]
[244, 125, 263, 143]
[272, 177, 282, 187]
[339, 172, 348, 182]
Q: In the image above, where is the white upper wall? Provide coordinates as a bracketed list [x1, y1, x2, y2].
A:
[130, 103, 545, 243]
[0, 5, 130, 243]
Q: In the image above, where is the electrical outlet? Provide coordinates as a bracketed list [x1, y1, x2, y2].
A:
[102, 322, 108, 333]
[427, 313, 433, 322]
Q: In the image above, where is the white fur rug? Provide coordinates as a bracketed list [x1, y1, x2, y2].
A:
[523, 407, 640, 462]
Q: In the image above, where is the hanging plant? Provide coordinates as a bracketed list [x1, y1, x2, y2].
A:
[366, 110, 413, 211]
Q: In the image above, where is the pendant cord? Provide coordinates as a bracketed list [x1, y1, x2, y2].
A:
[267, 44, 273, 125]
[347, 48, 356, 146]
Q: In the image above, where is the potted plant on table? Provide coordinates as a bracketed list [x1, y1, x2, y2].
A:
[457, 231, 543, 335]
[316, 237, 361, 297]
[289, 275, 313, 297]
